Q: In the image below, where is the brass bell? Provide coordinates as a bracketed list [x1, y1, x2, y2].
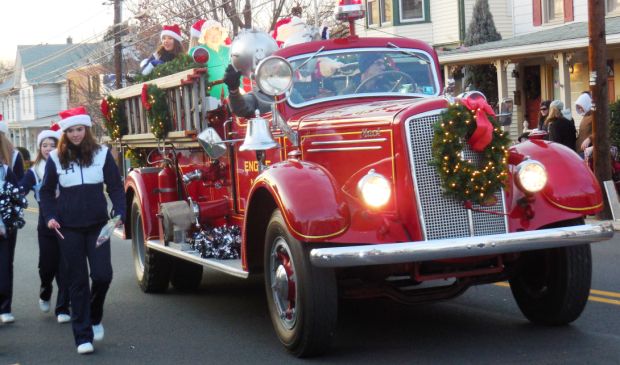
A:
[239, 111, 280, 151]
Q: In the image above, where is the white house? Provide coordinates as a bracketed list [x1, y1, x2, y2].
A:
[360, 0, 513, 47]
[439, 1, 620, 140]
[0, 40, 102, 157]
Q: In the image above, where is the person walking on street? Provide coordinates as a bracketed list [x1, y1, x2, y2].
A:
[19, 124, 70, 323]
[0, 136, 28, 324]
[0, 120, 24, 180]
[40, 107, 125, 354]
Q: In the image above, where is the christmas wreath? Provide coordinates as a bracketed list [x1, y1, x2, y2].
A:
[100, 95, 128, 141]
[141, 84, 170, 140]
[431, 96, 510, 206]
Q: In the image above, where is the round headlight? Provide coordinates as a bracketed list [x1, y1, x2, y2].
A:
[357, 170, 392, 208]
[516, 160, 547, 194]
[255, 56, 293, 96]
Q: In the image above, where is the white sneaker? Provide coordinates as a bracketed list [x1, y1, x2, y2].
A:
[39, 299, 50, 313]
[0, 313, 15, 323]
[77, 342, 94, 354]
[57, 313, 71, 323]
[92, 323, 104, 341]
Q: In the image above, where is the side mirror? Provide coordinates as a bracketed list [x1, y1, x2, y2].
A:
[498, 97, 514, 126]
[198, 128, 227, 159]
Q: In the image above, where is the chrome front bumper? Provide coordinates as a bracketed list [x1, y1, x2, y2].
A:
[309, 223, 614, 268]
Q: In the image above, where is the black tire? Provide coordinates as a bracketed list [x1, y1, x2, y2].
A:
[509, 219, 592, 325]
[264, 209, 338, 357]
[131, 199, 172, 293]
[170, 259, 203, 291]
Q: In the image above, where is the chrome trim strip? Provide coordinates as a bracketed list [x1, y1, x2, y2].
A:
[467, 208, 474, 236]
[311, 138, 387, 145]
[307, 146, 382, 153]
[146, 240, 249, 278]
[309, 223, 614, 268]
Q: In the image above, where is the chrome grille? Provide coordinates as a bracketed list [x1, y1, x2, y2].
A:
[406, 112, 508, 241]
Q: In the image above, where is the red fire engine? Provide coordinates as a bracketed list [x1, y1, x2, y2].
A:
[108, 1, 613, 357]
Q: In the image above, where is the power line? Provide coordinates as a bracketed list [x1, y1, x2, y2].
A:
[4, 0, 275, 91]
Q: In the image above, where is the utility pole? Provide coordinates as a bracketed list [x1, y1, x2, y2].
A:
[114, 0, 123, 89]
[588, 0, 612, 219]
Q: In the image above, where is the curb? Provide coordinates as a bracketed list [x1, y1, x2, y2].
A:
[585, 218, 620, 231]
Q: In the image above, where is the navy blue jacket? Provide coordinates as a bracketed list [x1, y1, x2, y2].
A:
[19, 165, 47, 229]
[11, 151, 24, 181]
[40, 146, 125, 228]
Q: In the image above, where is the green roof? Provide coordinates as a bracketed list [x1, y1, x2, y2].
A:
[17, 43, 103, 84]
[440, 15, 620, 56]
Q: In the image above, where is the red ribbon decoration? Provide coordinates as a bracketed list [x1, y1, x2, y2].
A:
[458, 96, 496, 152]
[100, 98, 110, 120]
[141, 84, 152, 111]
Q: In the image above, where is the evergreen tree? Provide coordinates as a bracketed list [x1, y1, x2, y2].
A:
[463, 0, 502, 104]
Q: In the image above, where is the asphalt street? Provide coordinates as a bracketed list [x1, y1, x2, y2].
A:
[1, 206, 619, 364]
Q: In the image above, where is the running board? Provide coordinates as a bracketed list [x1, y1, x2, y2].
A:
[146, 239, 249, 279]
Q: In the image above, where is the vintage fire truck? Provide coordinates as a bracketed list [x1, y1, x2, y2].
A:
[108, 1, 613, 357]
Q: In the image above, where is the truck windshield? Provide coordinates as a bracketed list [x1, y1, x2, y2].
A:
[287, 48, 440, 107]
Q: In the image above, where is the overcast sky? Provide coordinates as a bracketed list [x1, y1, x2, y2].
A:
[0, 1, 121, 62]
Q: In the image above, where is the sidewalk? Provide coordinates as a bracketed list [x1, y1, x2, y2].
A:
[585, 218, 620, 231]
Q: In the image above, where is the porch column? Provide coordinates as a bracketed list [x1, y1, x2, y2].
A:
[443, 64, 450, 89]
[554, 52, 572, 109]
[494, 59, 509, 103]
[25, 128, 31, 157]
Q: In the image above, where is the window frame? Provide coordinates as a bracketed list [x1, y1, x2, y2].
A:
[543, 0, 564, 24]
[366, 0, 393, 27]
[398, 0, 426, 24]
[607, 0, 620, 15]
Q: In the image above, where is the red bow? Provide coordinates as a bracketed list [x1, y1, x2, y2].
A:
[100, 98, 110, 119]
[141, 84, 152, 111]
[458, 96, 495, 152]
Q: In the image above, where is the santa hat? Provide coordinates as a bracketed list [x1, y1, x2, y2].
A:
[273, 16, 306, 47]
[58, 106, 92, 131]
[161, 24, 183, 43]
[37, 123, 62, 147]
[190, 19, 206, 39]
[200, 20, 228, 42]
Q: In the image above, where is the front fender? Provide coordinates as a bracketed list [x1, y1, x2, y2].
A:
[247, 159, 350, 241]
[125, 169, 157, 239]
[510, 140, 603, 213]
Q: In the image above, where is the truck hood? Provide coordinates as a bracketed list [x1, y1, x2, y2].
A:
[296, 98, 434, 127]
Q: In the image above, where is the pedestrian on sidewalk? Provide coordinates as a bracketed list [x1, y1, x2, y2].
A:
[40, 106, 125, 355]
[19, 124, 70, 323]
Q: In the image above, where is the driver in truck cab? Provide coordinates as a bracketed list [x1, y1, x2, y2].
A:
[341, 52, 390, 94]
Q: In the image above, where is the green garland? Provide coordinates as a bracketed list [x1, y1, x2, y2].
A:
[125, 147, 147, 167]
[134, 54, 203, 83]
[142, 84, 171, 140]
[430, 103, 510, 205]
[100, 95, 128, 141]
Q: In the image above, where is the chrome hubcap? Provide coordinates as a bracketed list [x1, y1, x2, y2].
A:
[270, 237, 297, 330]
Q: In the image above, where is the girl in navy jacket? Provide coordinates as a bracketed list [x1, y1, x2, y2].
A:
[0, 120, 24, 180]
[40, 107, 125, 355]
[20, 125, 70, 323]
[0, 164, 21, 324]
